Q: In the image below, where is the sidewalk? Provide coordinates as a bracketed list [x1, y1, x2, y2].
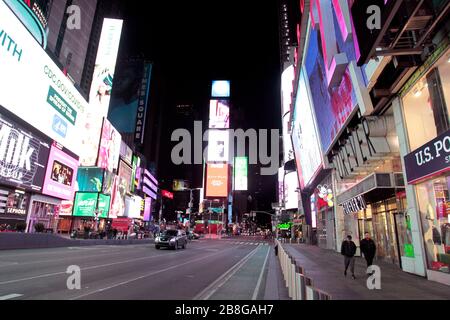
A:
[264, 244, 290, 300]
[283, 244, 450, 300]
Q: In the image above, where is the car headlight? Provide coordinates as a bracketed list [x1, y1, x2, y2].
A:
[155, 237, 160, 243]
[169, 238, 176, 243]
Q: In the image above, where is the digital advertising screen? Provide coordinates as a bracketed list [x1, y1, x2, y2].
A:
[42, 143, 79, 200]
[0, 109, 51, 192]
[284, 172, 299, 210]
[205, 164, 229, 198]
[143, 197, 152, 222]
[102, 171, 116, 195]
[207, 130, 230, 163]
[109, 175, 127, 219]
[109, 59, 144, 134]
[97, 118, 122, 172]
[209, 100, 230, 129]
[291, 68, 324, 189]
[97, 194, 111, 219]
[72, 192, 98, 218]
[234, 157, 248, 191]
[0, 0, 89, 158]
[118, 159, 133, 193]
[59, 200, 74, 217]
[125, 195, 142, 219]
[89, 18, 123, 120]
[211, 80, 231, 98]
[76, 167, 104, 193]
[304, 20, 358, 153]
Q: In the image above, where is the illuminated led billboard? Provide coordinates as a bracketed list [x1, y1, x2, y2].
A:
[291, 68, 323, 189]
[97, 118, 122, 173]
[42, 143, 79, 200]
[234, 157, 248, 191]
[207, 130, 229, 163]
[209, 100, 230, 129]
[0, 0, 89, 158]
[211, 81, 230, 98]
[206, 164, 229, 198]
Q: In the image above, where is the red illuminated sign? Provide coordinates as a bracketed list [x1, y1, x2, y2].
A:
[162, 190, 174, 200]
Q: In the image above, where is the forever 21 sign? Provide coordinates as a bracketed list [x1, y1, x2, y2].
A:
[404, 129, 450, 184]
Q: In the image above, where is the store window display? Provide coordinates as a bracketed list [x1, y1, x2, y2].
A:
[402, 52, 450, 150]
[418, 174, 450, 274]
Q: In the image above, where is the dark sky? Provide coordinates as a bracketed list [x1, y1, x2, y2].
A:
[120, 0, 282, 210]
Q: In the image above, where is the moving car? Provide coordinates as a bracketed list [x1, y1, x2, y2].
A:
[155, 230, 188, 250]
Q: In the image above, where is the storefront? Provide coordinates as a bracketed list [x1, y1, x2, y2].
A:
[397, 44, 450, 284]
[0, 187, 30, 231]
[336, 167, 410, 268]
[26, 195, 61, 233]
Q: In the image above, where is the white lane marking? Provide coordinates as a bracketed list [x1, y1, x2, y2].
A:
[0, 252, 175, 286]
[0, 262, 18, 267]
[193, 246, 261, 300]
[0, 294, 23, 300]
[0, 243, 228, 285]
[71, 246, 239, 300]
[252, 246, 271, 300]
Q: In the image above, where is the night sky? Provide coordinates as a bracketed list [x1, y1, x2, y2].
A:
[120, 0, 282, 210]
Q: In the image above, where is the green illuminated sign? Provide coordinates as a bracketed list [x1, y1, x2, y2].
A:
[277, 222, 293, 230]
[73, 193, 98, 217]
[97, 194, 111, 219]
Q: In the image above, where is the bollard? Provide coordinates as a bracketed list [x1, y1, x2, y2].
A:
[290, 257, 296, 300]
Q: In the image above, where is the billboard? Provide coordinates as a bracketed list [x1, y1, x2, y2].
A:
[211, 81, 231, 98]
[42, 143, 79, 200]
[97, 194, 111, 218]
[119, 141, 133, 166]
[125, 195, 142, 219]
[0, 0, 89, 158]
[102, 171, 115, 195]
[209, 100, 230, 129]
[59, 200, 74, 217]
[143, 197, 152, 222]
[97, 118, 121, 172]
[109, 175, 127, 218]
[234, 157, 248, 191]
[173, 180, 189, 191]
[284, 172, 299, 210]
[76, 167, 104, 193]
[82, 18, 123, 167]
[73, 192, 98, 218]
[118, 159, 133, 193]
[304, 21, 358, 153]
[292, 68, 323, 189]
[89, 18, 123, 119]
[0, 109, 51, 192]
[109, 59, 144, 133]
[206, 164, 229, 198]
[207, 130, 229, 162]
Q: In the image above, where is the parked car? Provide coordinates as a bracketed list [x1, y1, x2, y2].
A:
[155, 229, 188, 250]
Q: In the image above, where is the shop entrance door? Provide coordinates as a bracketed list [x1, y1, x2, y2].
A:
[372, 199, 401, 267]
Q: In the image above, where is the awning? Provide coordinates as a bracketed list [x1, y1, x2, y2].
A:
[336, 173, 405, 206]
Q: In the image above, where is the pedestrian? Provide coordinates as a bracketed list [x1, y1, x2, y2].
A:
[341, 235, 357, 279]
[360, 232, 377, 268]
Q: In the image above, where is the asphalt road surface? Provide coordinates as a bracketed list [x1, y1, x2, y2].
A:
[0, 237, 273, 300]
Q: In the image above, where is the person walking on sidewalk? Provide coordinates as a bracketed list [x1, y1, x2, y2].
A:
[341, 235, 357, 280]
[360, 232, 377, 268]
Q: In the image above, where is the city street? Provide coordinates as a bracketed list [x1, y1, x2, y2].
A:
[0, 238, 275, 300]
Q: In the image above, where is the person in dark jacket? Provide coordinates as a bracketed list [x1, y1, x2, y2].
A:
[360, 232, 377, 267]
[341, 235, 357, 279]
